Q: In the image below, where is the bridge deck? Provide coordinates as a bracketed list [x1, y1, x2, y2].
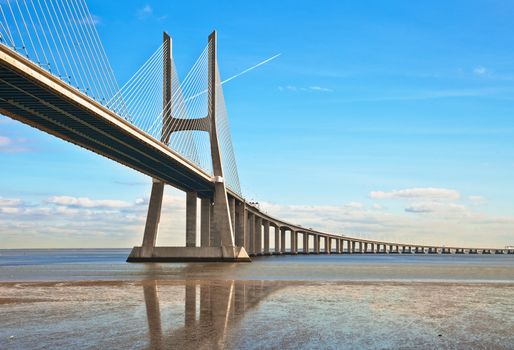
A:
[0, 45, 214, 197]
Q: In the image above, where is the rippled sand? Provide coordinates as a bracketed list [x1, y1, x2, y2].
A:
[1, 252, 514, 349]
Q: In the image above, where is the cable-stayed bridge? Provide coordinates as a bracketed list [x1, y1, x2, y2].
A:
[0, 0, 511, 260]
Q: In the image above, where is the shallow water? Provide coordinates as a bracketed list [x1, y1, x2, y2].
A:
[1, 249, 514, 282]
[0, 250, 513, 349]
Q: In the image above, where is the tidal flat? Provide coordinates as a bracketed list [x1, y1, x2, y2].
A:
[1, 250, 513, 349]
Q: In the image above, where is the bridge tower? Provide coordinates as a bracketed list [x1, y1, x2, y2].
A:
[128, 31, 250, 262]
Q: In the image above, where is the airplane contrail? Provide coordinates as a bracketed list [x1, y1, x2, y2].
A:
[221, 53, 281, 85]
[178, 53, 282, 104]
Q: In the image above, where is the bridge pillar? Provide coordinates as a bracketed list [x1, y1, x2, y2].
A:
[280, 228, 286, 254]
[290, 230, 297, 255]
[263, 220, 270, 255]
[325, 237, 330, 254]
[201, 198, 211, 247]
[274, 225, 281, 254]
[303, 233, 309, 254]
[141, 180, 165, 256]
[210, 199, 220, 247]
[314, 235, 320, 254]
[229, 197, 236, 236]
[186, 192, 197, 247]
[248, 213, 255, 256]
[235, 201, 246, 248]
[255, 217, 262, 255]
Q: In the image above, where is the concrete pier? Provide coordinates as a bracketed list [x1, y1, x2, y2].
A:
[325, 237, 331, 254]
[314, 235, 320, 254]
[290, 230, 298, 255]
[186, 192, 197, 247]
[280, 228, 286, 254]
[274, 226, 281, 254]
[248, 213, 255, 256]
[263, 220, 270, 255]
[127, 246, 251, 262]
[235, 201, 245, 248]
[201, 198, 211, 247]
[303, 233, 309, 254]
[255, 217, 263, 255]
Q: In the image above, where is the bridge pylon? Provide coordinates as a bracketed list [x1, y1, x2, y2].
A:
[127, 31, 250, 262]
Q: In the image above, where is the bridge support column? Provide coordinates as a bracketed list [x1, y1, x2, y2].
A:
[186, 192, 197, 247]
[280, 228, 286, 254]
[325, 237, 330, 254]
[140, 180, 165, 257]
[201, 198, 211, 247]
[303, 233, 309, 254]
[274, 226, 281, 254]
[263, 220, 270, 255]
[229, 197, 236, 234]
[255, 217, 262, 255]
[248, 213, 255, 256]
[290, 230, 297, 255]
[314, 235, 320, 254]
[235, 201, 245, 248]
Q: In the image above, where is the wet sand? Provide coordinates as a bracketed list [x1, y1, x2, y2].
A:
[1, 252, 514, 349]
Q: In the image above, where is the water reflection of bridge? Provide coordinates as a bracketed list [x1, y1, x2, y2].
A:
[142, 280, 282, 349]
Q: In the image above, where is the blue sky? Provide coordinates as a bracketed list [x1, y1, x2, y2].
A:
[1, 0, 514, 248]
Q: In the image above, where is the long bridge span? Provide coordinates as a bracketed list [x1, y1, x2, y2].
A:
[0, 1, 511, 260]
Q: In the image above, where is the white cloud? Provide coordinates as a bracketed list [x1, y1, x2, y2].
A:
[468, 195, 485, 203]
[278, 85, 333, 92]
[0, 135, 30, 153]
[309, 86, 333, 92]
[0, 197, 23, 207]
[47, 196, 133, 209]
[370, 187, 460, 201]
[0, 191, 190, 248]
[137, 4, 153, 19]
[404, 202, 467, 214]
[473, 66, 487, 76]
[0, 136, 9, 147]
[0, 207, 22, 214]
[344, 202, 364, 210]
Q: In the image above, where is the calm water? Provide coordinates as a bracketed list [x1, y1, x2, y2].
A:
[1, 249, 514, 349]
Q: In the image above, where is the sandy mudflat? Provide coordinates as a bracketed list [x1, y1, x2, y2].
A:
[1, 252, 514, 349]
[1, 280, 513, 349]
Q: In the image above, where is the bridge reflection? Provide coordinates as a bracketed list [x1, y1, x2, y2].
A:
[142, 279, 282, 349]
